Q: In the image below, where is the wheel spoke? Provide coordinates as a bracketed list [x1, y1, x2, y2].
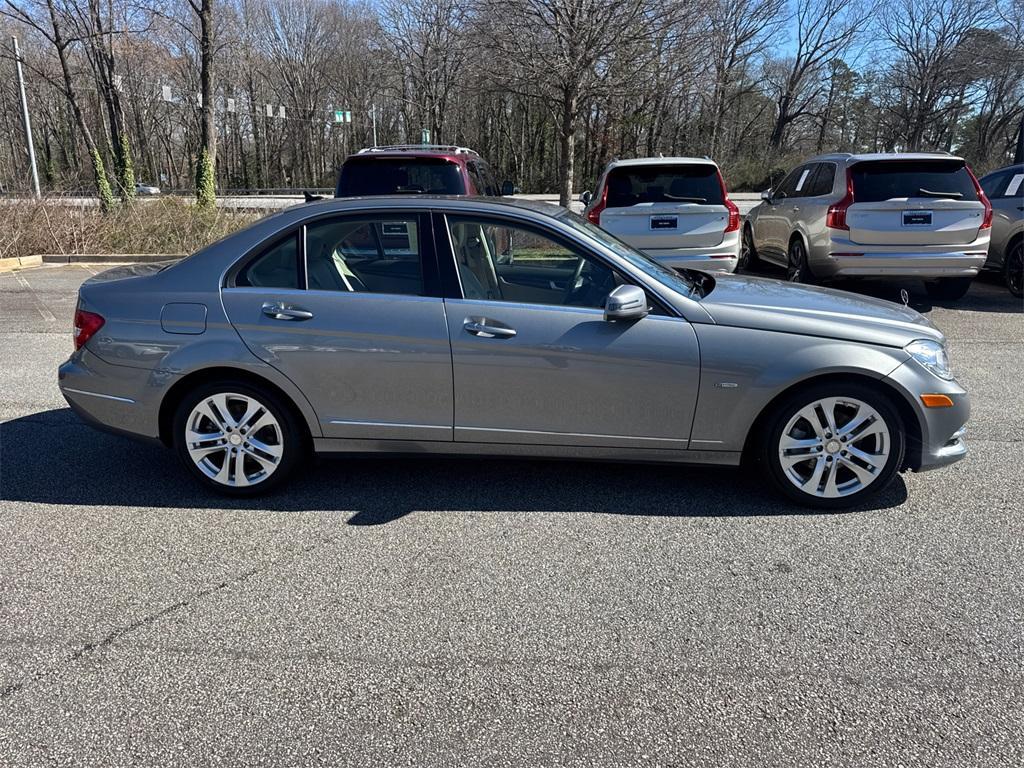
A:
[800, 456, 826, 492]
[839, 456, 877, 486]
[780, 434, 820, 452]
[232, 449, 249, 487]
[189, 443, 225, 462]
[243, 446, 278, 474]
[246, 436, 282, 459]
[793, 405, 826, 439]
[208, 393, 237, 428]
[821, 463, 841, 497]
[845, 444, 883, 468]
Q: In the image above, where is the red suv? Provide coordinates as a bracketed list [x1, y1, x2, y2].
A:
[335, 145, 514, 197]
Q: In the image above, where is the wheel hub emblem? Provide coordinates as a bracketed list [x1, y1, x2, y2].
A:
[825, 439, 841, 454]
[229, 433, 243, 446]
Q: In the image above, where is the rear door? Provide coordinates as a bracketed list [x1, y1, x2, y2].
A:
[598, 164, 729, 251]
[846, 159, 986, 246]
[222, 210, 454, 442]
[758, 167, 803, 259]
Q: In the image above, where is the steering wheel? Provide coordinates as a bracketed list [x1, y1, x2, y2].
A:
[562, 256, 588, 304]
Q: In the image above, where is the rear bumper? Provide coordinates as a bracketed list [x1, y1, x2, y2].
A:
[813, 237, 989, 278]
[644, 235, 741, 273]
[58, 348, 165, 441]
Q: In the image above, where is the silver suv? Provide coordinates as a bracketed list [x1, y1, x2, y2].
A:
[979, 163, 1023, 298]
[741, 153, 992, 300]
[580, 158, 741, 273]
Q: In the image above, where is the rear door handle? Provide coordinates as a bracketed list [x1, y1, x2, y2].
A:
[791, 206, 800, 213]
[262, 301, 314, 321]
[464, 318, 516, 338]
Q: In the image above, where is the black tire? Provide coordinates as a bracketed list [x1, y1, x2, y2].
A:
[1004, 240, 1023, 299]
[172, 379, 307, 496]
[757, 382, 906, 510]
[786, 237, 815, 284]
[924, 277, 972, 301]
[738, 225, 760, 272]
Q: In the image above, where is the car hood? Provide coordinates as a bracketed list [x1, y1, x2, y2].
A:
[697, 274, 943, 347]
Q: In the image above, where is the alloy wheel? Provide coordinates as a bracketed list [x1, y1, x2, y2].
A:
[786, 240, 807, 282]
[184, 392, 284, 487]
[777, 396, 891, 499]
[1006, 243, 1023, 299]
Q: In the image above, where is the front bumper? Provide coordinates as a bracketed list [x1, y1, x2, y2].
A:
[885, 359, 970, 472]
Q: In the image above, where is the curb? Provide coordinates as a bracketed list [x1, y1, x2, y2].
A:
[0, 255, 43, 273]
[37, 253, 186, 264]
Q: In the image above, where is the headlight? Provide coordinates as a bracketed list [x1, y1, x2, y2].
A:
[905, 339, 953, 380]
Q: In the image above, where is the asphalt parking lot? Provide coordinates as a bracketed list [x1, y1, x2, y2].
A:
[0, 262, 1021, 766]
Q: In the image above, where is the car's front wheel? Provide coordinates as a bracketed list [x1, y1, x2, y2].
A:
[173, 381, 305, 496]
[738, 225, 760, 272]
[1004, 240, 1023, 299]
[759, 383, 905, 509]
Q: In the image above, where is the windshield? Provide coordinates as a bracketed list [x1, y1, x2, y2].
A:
[556, 209, 706, 298]
[605, 164, 724, 206]
[851, 160, 978, 202]
[337, 157, 465, 197]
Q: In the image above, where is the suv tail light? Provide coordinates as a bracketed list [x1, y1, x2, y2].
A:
[587, 183, 608, 225]
[74, 306, 105, 350]
[966, 166, 993, 229]
[716, 170, 741, 233]
[826, 168, 855, 230]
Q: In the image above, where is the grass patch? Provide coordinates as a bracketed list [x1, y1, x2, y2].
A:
[0, 198, 260, 260]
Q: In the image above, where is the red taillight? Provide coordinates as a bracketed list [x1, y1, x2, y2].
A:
[587, 182, 608, 225]
[826, 168, 855, 230]
[717, 170, 741, 233]
[967, 166, 992, 229]
[74, 308, 104, 350]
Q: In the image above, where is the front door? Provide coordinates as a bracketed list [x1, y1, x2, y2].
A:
[222, 211, 454, 442]
[439, 213, 700, 449]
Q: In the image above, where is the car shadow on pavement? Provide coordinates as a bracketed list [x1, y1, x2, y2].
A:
[0, 409, 908, 522]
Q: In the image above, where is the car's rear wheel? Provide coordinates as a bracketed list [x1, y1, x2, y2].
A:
[1004, 240, 1023, 299]
[173, 381, 305, 496]
[924, 277, 972, 301]
[786, 237, 815, 284]
[738, 225, 760, 272]
[759, 383, 905, 509]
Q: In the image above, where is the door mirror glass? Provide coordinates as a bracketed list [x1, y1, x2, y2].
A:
[579, 190, 592, 205]
[500, 180, 519, 196]
[604, 284, 649, 322]
[761, 189, 773, 202]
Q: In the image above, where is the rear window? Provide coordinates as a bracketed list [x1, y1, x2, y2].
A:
[851, 160, 978, 203]
[336, 157, 465, 197]
[605, 164, 724, 208]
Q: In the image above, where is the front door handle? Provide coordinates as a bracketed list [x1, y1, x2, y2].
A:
[791, 206, 800, 213]
[262, 301, 314, 321]
[464, 318, 516, 338]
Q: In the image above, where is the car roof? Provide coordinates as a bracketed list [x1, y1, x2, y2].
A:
[605, 157, 718, 170]
[289, 195, 565, 218]
[981, 163, 1024, 178]
[808, 152, 966, 164]
[348, 145, 480, 163]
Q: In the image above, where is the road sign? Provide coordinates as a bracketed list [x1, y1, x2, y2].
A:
[421, 128, 430, 144]
[334, 110, 352, 123]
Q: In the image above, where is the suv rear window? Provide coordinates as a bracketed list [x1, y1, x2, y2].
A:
[336, 157, 465, 197]
[605, 164, 724, 207]
[851, 160, 978, 203]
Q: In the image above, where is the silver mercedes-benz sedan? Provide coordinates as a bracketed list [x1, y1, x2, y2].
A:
[59, 197, 969, 508]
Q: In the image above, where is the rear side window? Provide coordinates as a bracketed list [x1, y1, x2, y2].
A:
[807, 163, 836, 196]
[237, 234, 299, 288]
[851, 160, 979, 203]
[305, 215, 424, 296]
[336, 157, 465, 196]
[982, 169, 1024, 199]
[605, 164, 724, 207]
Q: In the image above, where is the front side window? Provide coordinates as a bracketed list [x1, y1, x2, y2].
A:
[446, 215, 621, 309]
[306, 215, 424, 296]
[237, 234, 300, 289]
[774, 167, 804, 198]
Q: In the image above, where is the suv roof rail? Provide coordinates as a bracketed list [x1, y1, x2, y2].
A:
[357, 144, 479, 156]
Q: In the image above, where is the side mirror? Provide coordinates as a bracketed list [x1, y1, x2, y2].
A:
[501, 180, 519, 196]
[760, 189, 773, 202]
[604, 285, 649, 322]
[579, 190, 592, 206]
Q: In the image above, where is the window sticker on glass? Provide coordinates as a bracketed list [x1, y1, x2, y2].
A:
[795, 168, 811, 192]
[1006, 173, 1024, 198]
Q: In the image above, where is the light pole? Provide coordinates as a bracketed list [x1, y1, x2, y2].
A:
[12, 36, 40, 198]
